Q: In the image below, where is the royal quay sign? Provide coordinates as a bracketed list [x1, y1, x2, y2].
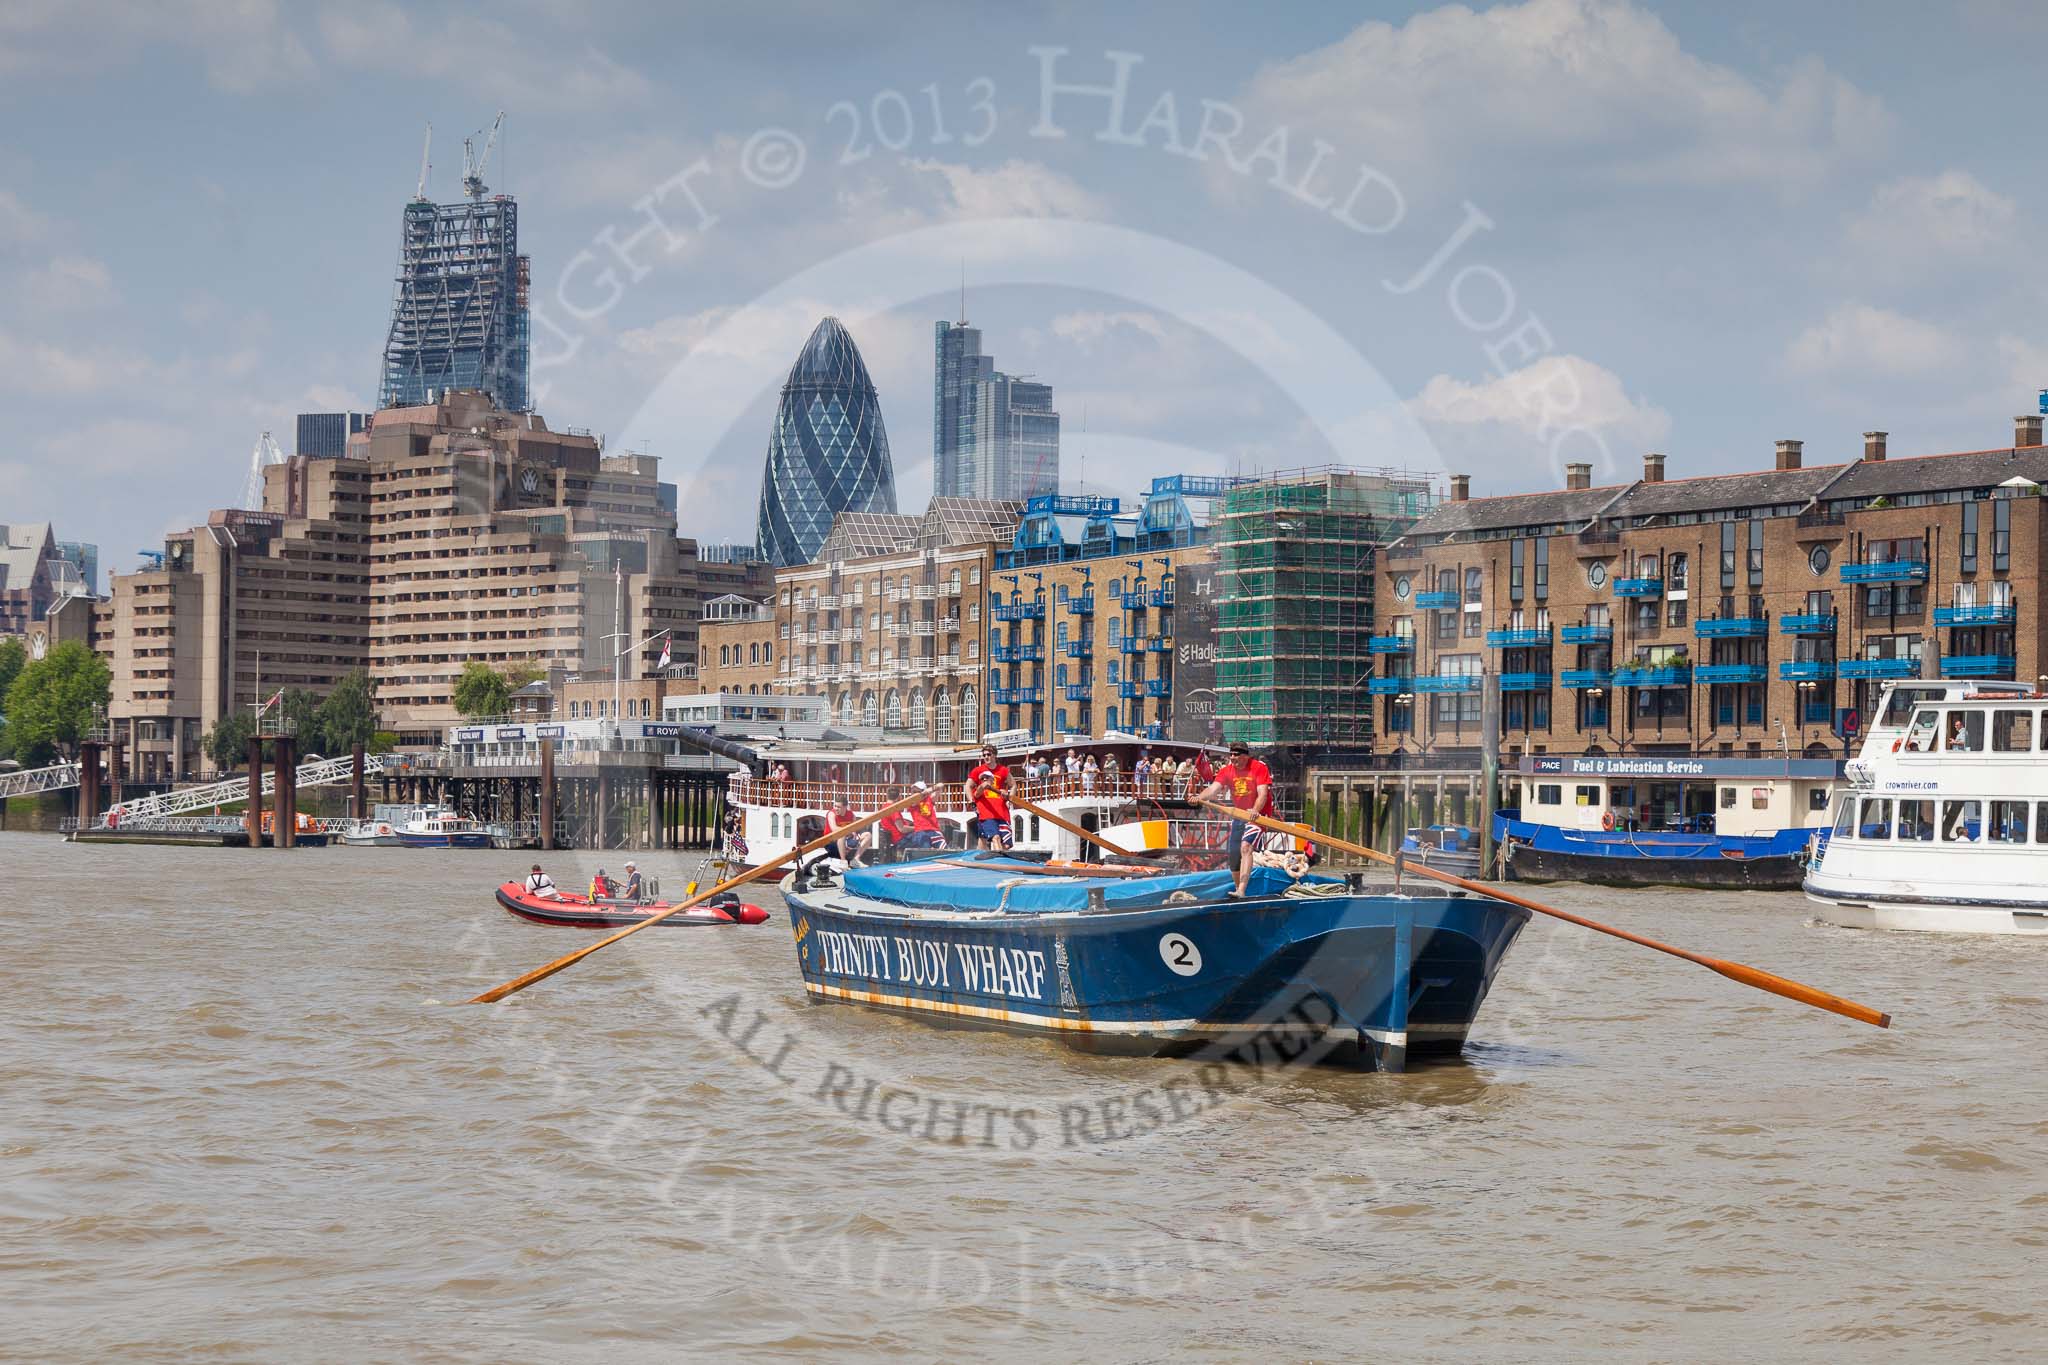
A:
[454, 727, 486, 742]
[1522, 754, 1841, 780]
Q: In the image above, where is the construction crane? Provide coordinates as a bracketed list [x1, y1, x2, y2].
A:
[414, 122, 432, 200]
[242, 430, 286, 511]
[462, 112, 505, 200]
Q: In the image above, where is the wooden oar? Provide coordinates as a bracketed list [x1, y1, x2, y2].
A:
[467, 789, 926, 1005]
[1197, 799, 1892, 1030]
[1010, 793, 1134, 860]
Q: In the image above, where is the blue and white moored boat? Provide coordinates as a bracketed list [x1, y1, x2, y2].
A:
[397, 808, 492, 849]
[782, 854, 1530, 1072]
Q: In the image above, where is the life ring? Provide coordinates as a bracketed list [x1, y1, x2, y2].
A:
[1601, 810, 1616, 831]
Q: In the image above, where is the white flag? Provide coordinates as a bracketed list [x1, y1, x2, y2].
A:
[658, 635, 672, 671]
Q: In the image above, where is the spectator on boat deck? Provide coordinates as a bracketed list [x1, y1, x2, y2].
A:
[1196, 741, 1275, 897]
[620, 862, 644, 901]
[1064, 750, 1082, 793]
[1102, 751, 1121, 790]
[590, 868, 615, 900]
[1134, 752, 1152, 791]
[1082, 754, 1100, 794]
[1175, 756, 1196, 799]
[905, 785, 946, 849]
[968, 745, 1013, 850]
[524, 864, 561, 899]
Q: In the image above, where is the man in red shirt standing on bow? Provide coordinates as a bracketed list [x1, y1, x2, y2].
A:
[967, 744, 1014, 851]
[1196, 740, 1273, 895]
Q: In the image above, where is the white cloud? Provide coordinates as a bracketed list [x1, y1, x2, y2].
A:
[0, 328, 157, 394]
[1785, 304, 1968, 378]
[0, 0, 313, 92]
[0, 189, 49, 250]
[905, 159, 1108, 221]
[1235, 0, 1888, 192]
[23, 254, 115, 312]
[317, 2, 651, 112]
[1845, 170, 2017, 267]
[1402, 355, 1670, 486]
[1049, 310, 1169, 347]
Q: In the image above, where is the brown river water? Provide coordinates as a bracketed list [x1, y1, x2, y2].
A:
[2, 830, 2042, 1361]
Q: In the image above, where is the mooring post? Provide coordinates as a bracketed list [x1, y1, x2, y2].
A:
[247, 735, 266, 848]
[539, 739, 557, 851]
[274, 734, 297, 849]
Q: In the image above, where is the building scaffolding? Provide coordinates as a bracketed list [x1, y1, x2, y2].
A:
[379, 195, 530, 412]
[1214, 469, 1437, 747]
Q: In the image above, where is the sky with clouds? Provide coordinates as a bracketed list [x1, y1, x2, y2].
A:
[6, 0, 2046, 573]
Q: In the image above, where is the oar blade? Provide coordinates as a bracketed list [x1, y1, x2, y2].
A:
[1707, 960, 1892, 1029]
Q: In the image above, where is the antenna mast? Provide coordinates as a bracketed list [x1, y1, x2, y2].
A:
[415, 122, 432, 200]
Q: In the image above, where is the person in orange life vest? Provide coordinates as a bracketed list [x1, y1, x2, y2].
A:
[1195, 740, 1274, 896]
[589, 867, 615, 900]
[904, 783, 945, 849]
[877, 787, 915, 852]
[967, 744, 1013, 850]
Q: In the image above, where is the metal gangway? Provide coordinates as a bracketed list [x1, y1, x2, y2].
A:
[92, 753, 387, 826]
[0, 760, 83, 801]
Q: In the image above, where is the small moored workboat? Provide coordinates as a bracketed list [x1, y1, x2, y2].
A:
[399, 810, 492, 849]
[781, 852, 1530, 1072]
[494, 882, 771, 928]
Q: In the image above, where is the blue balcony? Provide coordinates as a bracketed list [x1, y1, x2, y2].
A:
[1148, 588, 1175, 609]
[1934, 604, 2017, 627]
[1143, 678, 1171, 698]
[1695, 663, 1767, 684]
[1368, 676, 1414, 695]
[1116, 680, 1142, 699]
[1940, 654, 2016, 679]
[1065, 593, 1095, 615]
[1562, 670, 1613, 689]
[991, 686, 1044, 705]
[1779, 660, 1835, 681]
[1840, 560, 1928, 584]
[1146, 637, 1174, 653]
[1560, 623, 1612, 645]
[992, 599, 1045, 621]
[1062, 639, 1092, 659]
[991, 643, 1043, 663]
[1487, 627, 1553, 648]
[1367, 634, 1414, 654]
[1614, 665, 1691, 687]
[1411, 674, 1482, 694]
[1063, 683, 1093, 702]
[1137, 723, 1168, 741]
[1837, 658, 1919, 680]
[1694, 617, 1768, 639]
[1499, 671, 1553, 691]
[1414, 590, 1460, 609]
[1779, 612, 1838, 635]
[1120, 591, 1147, 610]
[1118, 636, 1146, 655]
[1612, 577, 1663, 598]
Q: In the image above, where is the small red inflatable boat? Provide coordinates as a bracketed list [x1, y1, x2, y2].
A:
[494, 882, 771, 929]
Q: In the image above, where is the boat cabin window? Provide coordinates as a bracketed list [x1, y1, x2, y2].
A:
[1831, 796, 1856, 838]
[1904, 710, 1938, 752]
[1536, 784, 1561, 805]
[1896, 799, 1934, 842]
[1575, 785, 1599, 806]
[1810, 788, 1831, 812]
[1943, 711, 1984, 753]
[1881, 684, 1943, 728]
[796, 815, 827, 846]
[1858, 799, 1892, 840]
[2036, 802, 2048, 843]
[1720, 787, 1737, 810]
[1940, 800, 1981, 843]
[1990, 801, 2029, 843]
[1994, 710, 2034, 752]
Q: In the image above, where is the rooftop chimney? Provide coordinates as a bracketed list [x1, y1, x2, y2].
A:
[1642, 452, 1665, 484]
[1775, 439, 1803, 471]
[1863, 431, 1887, 462]
[2017, 415, 2043, 449]
[1449, 473, 1470, 502]
[1565, 462, 1592, 491]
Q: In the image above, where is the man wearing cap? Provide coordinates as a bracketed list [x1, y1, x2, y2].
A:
[967, 744, 1013, 851]
[619, 861, 644, 902]
[1197, 741, 1274, 896]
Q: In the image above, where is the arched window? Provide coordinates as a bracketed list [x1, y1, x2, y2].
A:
[861, 692, 878, 727]
[908, 690, 927, 732]
[933, 691, 954, 742]
[885, 692, 905, 729]
[958, 687, 978, 742]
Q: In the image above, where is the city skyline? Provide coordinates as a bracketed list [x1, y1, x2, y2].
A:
[934, 314, 1061, 503]
[754, 316, 900, 566]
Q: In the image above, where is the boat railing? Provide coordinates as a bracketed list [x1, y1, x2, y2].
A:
[729, 773, 1207, 812]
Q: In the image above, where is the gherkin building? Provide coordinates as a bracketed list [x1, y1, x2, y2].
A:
[755, 317, 899, 566]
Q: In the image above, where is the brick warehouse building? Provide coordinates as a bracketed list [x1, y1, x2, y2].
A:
[1376, 418, 2048, 767]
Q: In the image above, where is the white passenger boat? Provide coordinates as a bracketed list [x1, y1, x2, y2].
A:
[1804, 679, 2048, 934]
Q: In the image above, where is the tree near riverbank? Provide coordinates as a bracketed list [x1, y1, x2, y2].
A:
[453, 662, 541, 719]
[3, 641, 111, 766]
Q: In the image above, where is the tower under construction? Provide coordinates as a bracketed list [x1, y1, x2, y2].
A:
[1213, 468, 1437, 748]
[378, 116, 530, 412]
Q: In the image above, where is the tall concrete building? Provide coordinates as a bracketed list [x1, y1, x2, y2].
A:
[933, 315, 1060, 502]
[756, 317, 898, 567]
[297, 411, 371, 458]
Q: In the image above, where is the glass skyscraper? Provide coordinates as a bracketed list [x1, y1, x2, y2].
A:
[756, 317, 899, 566]
[378, 193, 530, 413]
[933, 316, 1060, 501]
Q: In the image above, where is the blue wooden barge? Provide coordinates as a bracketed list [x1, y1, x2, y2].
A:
[782, 855, 1530, 1072]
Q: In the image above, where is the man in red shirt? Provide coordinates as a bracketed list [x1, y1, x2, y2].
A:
[1196, 740, 1274, 895]
[877, 787, 914, 854]
[904, 784, 946, 850]
[967, 744, 1013, 851]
